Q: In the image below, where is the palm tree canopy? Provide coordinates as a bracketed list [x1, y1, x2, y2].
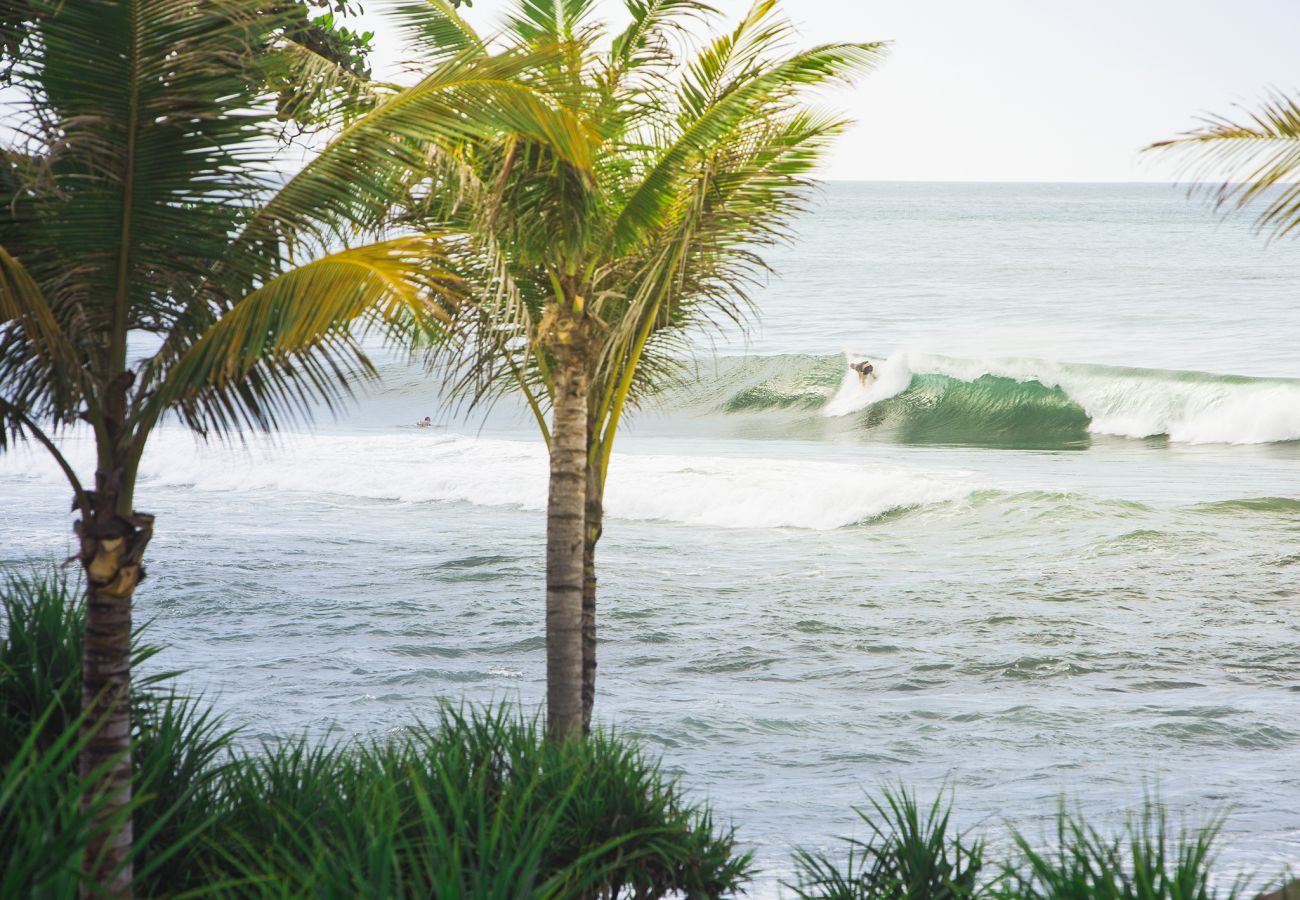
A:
[1149, 91, 1300, 240]
[0, 0, 584, 493]
[406, 0, 885, 452]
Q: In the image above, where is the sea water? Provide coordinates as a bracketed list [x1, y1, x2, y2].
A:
[4, 183, 1299, 891]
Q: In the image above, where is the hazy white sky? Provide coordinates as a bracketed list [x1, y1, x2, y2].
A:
[356, 0, 1299, 183]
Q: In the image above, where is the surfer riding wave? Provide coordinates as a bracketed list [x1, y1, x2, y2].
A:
[850, 359, 877, 385]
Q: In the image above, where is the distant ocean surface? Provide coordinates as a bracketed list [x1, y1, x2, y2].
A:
[5, 183, 1299, 892]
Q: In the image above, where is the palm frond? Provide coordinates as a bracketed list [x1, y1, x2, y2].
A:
[267, 34, 395, 130]
[678, 0, 791, 120]
[594, 105, 849, 453]
[144, 236, 462, 437]
[0, 241, 91, 434]
[613, 39, 885, 250]
[506, 0, 603, 44]
[6, 0, 281, 346]
[609, 0, 715, 79]
[385, 0, 485, 66]
[1148, 91, 1300, 238]
[236, 44, 597, 263]
[428, 245, 553, 423]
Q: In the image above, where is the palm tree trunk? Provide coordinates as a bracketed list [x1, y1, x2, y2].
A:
[544, 310, 589, 741]
[581, 461, 603, 733]
[77, 468, 153, 898]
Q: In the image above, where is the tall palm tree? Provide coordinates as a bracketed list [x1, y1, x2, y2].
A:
[401, 0, 884, 736]
[0, 1, 578, 892]
[1149, 92, 1300, 238]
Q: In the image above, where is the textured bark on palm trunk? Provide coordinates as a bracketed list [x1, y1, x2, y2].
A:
[545, 310, 589, 740]
[78, 476, 153, 898]
[581, 462, 603, 733]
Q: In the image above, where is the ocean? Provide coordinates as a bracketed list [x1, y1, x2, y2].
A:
[4, 182, 1299, 891]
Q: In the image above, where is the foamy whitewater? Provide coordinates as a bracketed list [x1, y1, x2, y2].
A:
[4, 183, 1299, 893]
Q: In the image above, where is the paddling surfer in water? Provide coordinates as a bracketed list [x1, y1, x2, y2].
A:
[850, 359, 877, 386]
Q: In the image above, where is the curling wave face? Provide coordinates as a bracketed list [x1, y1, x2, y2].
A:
[694, 352, 1300, 447]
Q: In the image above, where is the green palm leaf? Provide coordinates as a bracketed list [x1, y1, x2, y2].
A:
[385, 0, 486, 64]
[506, 0, 603, 44]
[0, 245, 92, 453]
[1149, 91, 1300, 238]
[147, 237, 461, 436]
[613, 39, 885, 250]
[238, 45, 597, 263]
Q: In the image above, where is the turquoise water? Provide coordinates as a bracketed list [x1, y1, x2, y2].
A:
[4, 183, 1299, 891]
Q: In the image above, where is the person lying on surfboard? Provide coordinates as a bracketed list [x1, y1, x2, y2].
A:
[850, 359, 877, 385]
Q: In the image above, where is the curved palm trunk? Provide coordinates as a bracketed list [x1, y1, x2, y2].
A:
[581, 462, 603, 733]
[77, 455, 153, 897]
[545, 311, 589, 740]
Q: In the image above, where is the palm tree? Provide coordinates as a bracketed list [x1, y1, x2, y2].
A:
[0, 1, 578, 891]
[403, 0, 884, 736]
[1148, 92, 1300, 238]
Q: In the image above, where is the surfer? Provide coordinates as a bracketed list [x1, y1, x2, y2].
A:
[850, 359, 877, 386]
[416, 416, 433, 428]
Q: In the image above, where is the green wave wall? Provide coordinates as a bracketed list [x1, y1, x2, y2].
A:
[860, 373, 1091, 447]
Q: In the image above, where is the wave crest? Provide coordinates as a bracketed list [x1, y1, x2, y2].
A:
[706, 352, 1300, 447]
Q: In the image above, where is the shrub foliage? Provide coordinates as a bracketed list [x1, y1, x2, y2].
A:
[0, 571, 749, 898]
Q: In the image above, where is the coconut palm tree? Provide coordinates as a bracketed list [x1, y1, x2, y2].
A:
[401, 0, 884, 736]
[0, 1, 580, 892]
[1149, 92, 1300, 238]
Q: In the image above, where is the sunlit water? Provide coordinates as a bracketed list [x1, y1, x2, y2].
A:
[4, 183, 1299, 893]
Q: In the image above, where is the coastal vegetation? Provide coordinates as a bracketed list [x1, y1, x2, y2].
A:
[0, 0, 882, 887]
[2, 572, 1281, 897]
[1, 572, 748, 897]
[2, 1, 1297, 898]
[0, 0, 592, 884]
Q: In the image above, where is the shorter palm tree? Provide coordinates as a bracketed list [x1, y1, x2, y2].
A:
[1148, 92, 1300, 238]
[406, 0, 885, 736]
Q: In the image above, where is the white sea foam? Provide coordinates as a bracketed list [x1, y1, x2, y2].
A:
[0, 428, 981, 531]
[940, 354, 1300, 444]
[821, 352, 914, 417]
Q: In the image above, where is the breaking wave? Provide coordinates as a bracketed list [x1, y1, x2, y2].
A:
[5, 426, 1296, 532]
[0, 430, 983, 531]
[697, 352, 1300, 447]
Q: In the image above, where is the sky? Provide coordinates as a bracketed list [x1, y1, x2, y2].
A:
[353, 0, 1300, 183]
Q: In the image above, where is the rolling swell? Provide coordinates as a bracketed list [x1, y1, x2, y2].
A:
[695, 353, 1300, 448]
[716, 354, 844, 412]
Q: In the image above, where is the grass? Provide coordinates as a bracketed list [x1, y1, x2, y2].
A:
[788, 786, 985, 899]
[789, 787, 1266, 900]
[991, 803, 1245, 900]
[177, 707, 750, 898]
